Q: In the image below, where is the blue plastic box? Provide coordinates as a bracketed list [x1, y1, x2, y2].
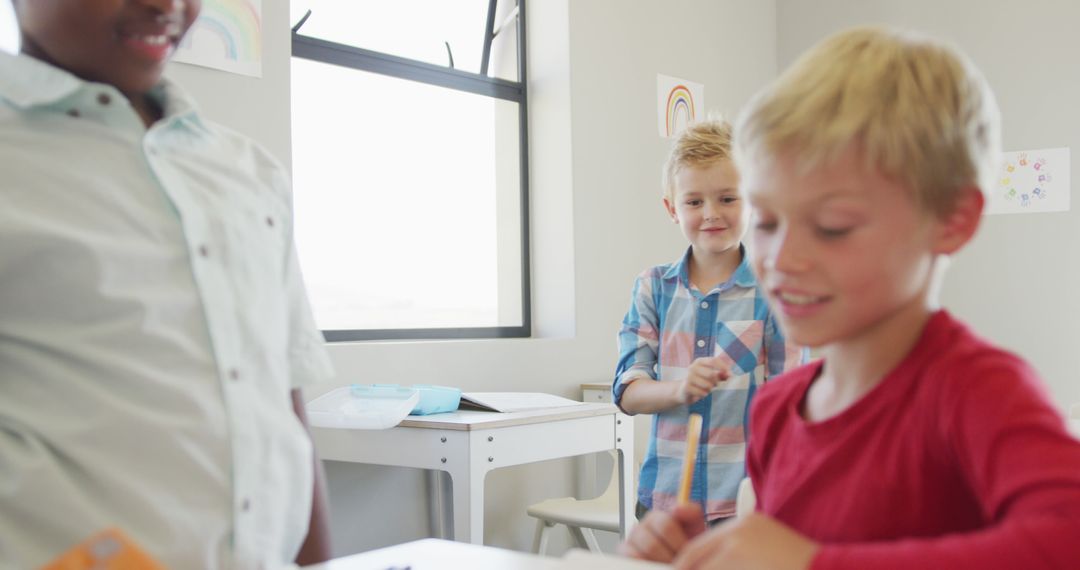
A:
[349, 383, 461, 416]
[409, 384, 462, 415]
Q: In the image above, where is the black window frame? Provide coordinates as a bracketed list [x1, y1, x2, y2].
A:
[290, 0, 531, 342]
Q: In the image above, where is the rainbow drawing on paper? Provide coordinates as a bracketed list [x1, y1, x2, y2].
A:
[174, 0, 263, 78]
[657, 74, 704, 139]
[665, 85, 696, 138]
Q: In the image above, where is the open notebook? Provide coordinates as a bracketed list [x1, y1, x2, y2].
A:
[458, 392, 587, 413]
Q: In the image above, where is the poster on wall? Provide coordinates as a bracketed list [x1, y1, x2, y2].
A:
[174, 0, 263, 78]
[985, 147, 1070, 215]
[657, 74, 704, 139]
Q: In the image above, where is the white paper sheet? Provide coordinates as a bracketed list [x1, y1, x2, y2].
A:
[459, 392, 586, 413]
[986, 147, 1070, 215]
[562, 549, 670, 569]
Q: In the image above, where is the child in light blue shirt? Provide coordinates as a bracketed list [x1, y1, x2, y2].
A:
[0, 1, 334, 567]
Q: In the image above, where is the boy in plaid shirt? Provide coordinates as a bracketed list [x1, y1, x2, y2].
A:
[614, 119, 805, 524]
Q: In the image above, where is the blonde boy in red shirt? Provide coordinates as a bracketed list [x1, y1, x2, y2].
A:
[620, 26, 1080, 570]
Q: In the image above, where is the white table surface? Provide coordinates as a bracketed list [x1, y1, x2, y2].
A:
[311, 402, 635, 544]
[304, 538, 559, 570]
[303, 538, 667, 570]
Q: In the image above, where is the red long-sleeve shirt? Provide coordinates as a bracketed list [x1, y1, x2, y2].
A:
[748, 311, 1080, 569]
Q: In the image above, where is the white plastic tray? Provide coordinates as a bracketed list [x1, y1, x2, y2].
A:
[306, 386, 420, 430]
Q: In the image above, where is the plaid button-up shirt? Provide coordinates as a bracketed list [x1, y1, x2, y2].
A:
[614, 246, 807, 520]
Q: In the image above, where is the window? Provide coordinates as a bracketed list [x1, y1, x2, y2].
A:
[1, 1, 18, 54]
[290, 0, 530, 341]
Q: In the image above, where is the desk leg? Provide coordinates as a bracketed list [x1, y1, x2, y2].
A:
[448, 465, 487, 544]
[616, 414, 636, 539]
[427, 470, 452, 539]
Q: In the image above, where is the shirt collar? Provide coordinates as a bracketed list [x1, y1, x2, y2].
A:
[0, 50, 203, 127]
[0, 50, 83, 108]
[148, 77, 203, 127]
[662, 244, 758, 290]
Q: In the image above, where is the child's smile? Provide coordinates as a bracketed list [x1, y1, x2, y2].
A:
[117, 14, 185, 63]
[771, 288, 831, 320]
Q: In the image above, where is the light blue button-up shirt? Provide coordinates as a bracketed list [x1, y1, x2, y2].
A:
[0, 51, 334, 568]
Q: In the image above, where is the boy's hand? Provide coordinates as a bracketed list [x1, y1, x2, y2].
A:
[678, 356, 730, 404]
[673, 513, 819, 570]
[618, 503, 707, 563]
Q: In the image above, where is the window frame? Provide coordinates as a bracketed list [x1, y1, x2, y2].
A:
[290, 0, 531, 342]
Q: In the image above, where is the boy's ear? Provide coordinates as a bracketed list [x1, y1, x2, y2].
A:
[663, 197, 678, 223]
[932, 186, 984, 255]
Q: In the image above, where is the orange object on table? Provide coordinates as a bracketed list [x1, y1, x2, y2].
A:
[41, 528, 165, 570]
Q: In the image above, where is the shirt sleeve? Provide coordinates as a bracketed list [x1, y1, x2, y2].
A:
[762, 308, 808, 379]
[281, 199, 335, 389]
[810, 355, 1080, 570]
[612, 273, 660, 411]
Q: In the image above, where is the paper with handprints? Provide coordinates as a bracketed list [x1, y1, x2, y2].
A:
[987, 147, 1070, 215]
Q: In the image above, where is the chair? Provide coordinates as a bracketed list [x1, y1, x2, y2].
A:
[527, 467, 757, 556]
[735, 476, 756, 517]
[527, 451, 621, 555]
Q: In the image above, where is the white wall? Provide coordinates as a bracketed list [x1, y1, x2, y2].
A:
[164, 0, 778, 557]
[776, 0, 1080, 411]
[0, 0, 17, 54]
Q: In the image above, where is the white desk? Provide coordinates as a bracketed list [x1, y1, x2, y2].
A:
[580, 382, 613, 404]
[305, 538, 560, 570]
[311, 403, 635, 544]
[304, 538, 667, 570]
[578, 383, 624, 497]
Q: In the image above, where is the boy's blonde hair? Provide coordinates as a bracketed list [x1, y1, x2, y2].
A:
[734, 27, 1001, 217]
[663, 119, 734, 201]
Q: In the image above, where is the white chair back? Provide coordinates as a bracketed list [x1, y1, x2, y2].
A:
[735, 477, 756, 517]
[1068, 403, 1080, 438]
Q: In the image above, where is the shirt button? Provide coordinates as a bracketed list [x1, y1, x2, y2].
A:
[241, 498, 251, 512]
[229, 369, 240, 381]
[266, 216, 275, 228]
[696, 339, 706, 348]
[97, 93, 112, 106]
[700, 301, 709, 309]
[198, 245, 209, 257]
[66, 109, 81, 118]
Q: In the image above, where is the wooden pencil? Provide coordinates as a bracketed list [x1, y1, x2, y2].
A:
[677, 413, 703, 505]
